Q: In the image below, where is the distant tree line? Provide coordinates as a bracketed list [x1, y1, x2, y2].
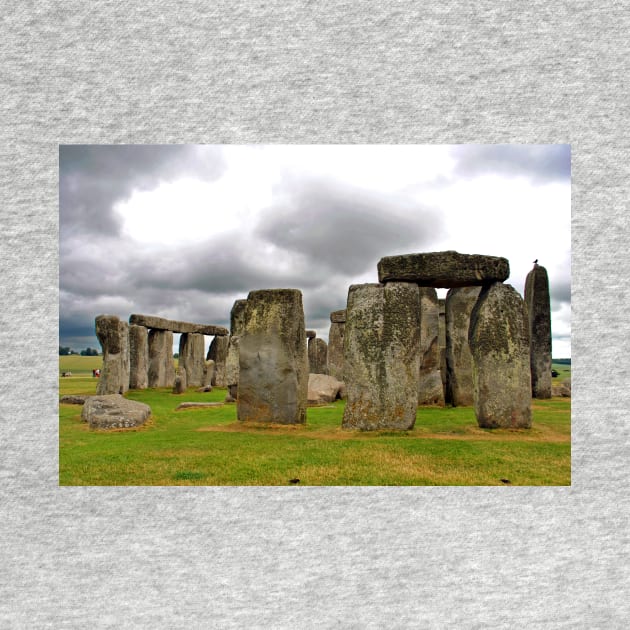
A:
[552, 358, 571, 365]
[59, 346, 100, 356]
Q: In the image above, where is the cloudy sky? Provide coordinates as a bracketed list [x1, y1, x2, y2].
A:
[59, 144, 571, 357]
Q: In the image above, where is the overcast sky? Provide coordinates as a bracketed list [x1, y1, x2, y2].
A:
[59, 144, 571, 357]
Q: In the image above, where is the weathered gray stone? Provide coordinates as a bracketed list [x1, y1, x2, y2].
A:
[469, 283, 532, 428]
[95, 315, 130, 395]
[60, 395, 89, 405]
[129, 314, 228, 336]
[418, 287, 445, 406]
[202, 359, 215, 389]
[307, 373, 344, 405]
[525, 264, 552, 399]
[206, 335, 229, 386]
[438, 298, 447, 399]
[342, 282, 421, 431]
[552, 378, 571, 397]
[128, 324, 149, 389]
[445, 286, 481, 406]
[224, 299, 249, 401]
[306, 329, 317, 339]
[148, 329, 175, 388]
[330, 309, 346, 323]
[327, 320, 345, 381]
[178, 333, 205, 387]
[237, 289, 308, 424]
[378, 250, 510, 288]
[173, 367, 187, 394]
[81, 394, 151, 430]
[308, 337, 328, 375]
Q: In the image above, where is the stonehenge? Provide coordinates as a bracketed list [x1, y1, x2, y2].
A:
[95, 314, 228, 393]
[91, 250, 552, 432]
[237, 289, 308, 424]
[525, 263, 552, 398]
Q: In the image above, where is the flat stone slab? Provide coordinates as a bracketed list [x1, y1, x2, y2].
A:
[377, 251, 510, 288]
[81, 395, 151, 430]
[175, 402, 225, 410]
[129, 314, 229, 336]
[60, 395, 89, 405]
[330, 309, 346, 323]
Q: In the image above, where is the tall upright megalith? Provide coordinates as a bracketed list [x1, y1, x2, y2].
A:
[225, 299, 248, 401]
[438, 298, 447, 400]
[445, 286, 481, 406]
[179, 332, 205, 387]
[95, 315, 130, 395]
[525, 263, 552, 399]
[148, 329, 175, 388]
[128, 324, 149, 390]
[418, 287, 445, 406]
[207, 335, 230, 387]
[308, 337, 328, 374]
[237, 289, 308, 424]
[327, 309, 346, 381]
[342, 283, 421, 431]
[469, 283, 532, 428]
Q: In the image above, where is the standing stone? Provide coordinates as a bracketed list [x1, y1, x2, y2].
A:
[225, 299, 249, 401]
[148, 329, 175, 388]
[342, 282, 421, 431]
[237, 289, 308, 424]
[445, 286, 481, 406]
[525, 264, 552, 399]
[178, 333, 205, 387]
[202, 359, 216, 390]
[327, 310, 346, 381]
[128, 324, 149, 390]
[418, 288, 445, 406]
[207, 335, 229, 387]
[95, 315, 130, 395]
[173, 366, 187, 394]
[438, 299, 447, 401]
[308, 337, 328, 374]
[469, 283, 532, 428]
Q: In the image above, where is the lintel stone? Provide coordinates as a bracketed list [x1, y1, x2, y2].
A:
[129, 314, 228, 336]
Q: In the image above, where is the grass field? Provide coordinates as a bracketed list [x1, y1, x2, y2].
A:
[59, 358, 571, 486]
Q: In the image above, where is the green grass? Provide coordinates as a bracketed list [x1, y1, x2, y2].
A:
[551, 361, 571, 382]
[59, 368, 571, 486]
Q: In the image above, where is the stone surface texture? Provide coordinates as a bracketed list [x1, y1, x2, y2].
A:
[308, 337, 328, 374]
[202, 359, 216, 389]
[148, 329, 175, 388]
[128, 324, 149, 390]
[306, 330, 316, 339]
[173, 366, 187, 394]
[469, 282, 532, 429]
[342, 282, 421, 431]
[224, 299, 249, 401]
[445, 286, 481, 406]
[524, 264, 553, 398]
[59, 395, 89, 405]
[179, 332, 205, 387]
[377, 250, 510, 288]
[330, 309, 346, 323]
[129, 314, 228, 336]
[327, 320, 345, 381]
[207, 335, 229, 386]
[81, 395, 151, 430]
[307, 373, 344, 405]
[418, 287, 445, 405]
[95, 315, 130, 395]
[237, 289, 308, 424]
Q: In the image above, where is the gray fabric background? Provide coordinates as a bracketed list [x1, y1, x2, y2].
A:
[1, 1, 628, 627]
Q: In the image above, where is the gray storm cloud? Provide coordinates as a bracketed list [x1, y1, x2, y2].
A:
[451, 144, 570, 184]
